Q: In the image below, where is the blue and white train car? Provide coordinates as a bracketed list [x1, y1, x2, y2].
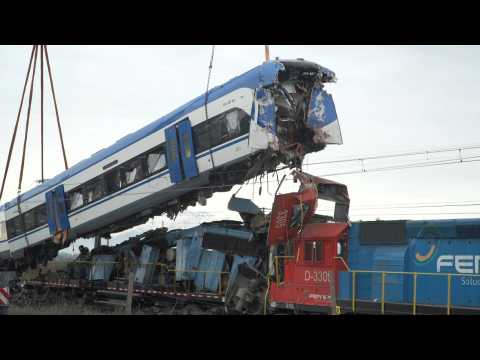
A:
[0, 59, 341, 269]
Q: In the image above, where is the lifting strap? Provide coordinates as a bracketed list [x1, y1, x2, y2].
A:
[204, 45, 216, 169]
[0, 46, 36, 201]
[0, 45, 69, 202]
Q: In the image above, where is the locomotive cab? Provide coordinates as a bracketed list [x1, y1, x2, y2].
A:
[267, 170, 350, 313]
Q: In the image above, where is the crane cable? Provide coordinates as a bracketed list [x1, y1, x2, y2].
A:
[18, 45, 39, 194]
[204, 45, 216, 170]
[0, 45, 69, 203]
[0, 46, 36, 202]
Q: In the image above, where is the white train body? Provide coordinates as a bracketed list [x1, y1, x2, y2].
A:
[0, 59, 341, 269]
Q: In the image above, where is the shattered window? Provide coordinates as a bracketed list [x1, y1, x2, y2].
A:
[289, 203, 310, 228]
[123, 158, 146, 186]
[85, 180, 104, 204]
[69, 190, 84, 211]
[147, 150, 166, 174]
[192, 108, 251, 154]
[104, 170, 122, 195]
[226, 111, 241, 136]
[125, 168, 137, 185]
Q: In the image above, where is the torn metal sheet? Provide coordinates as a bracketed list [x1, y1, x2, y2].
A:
[193, 250, 225, 292]
[292, 170, 350, 222]
[89, 255, 115, 281]
[226, 255, 258, 294]
[256, 88, 276, 134]
[135, 245, 160, 284]
[175, 229, 203, 281]
[228, 196, 263, 216]
[307, 86, 342, 145]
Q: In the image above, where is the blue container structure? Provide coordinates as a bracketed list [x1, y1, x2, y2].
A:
[339, 219, 480, 309]
[173, 223, 255, 292]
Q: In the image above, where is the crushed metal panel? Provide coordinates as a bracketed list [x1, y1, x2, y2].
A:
[292, 170, 350, 222]
[89, 255, 115, 281]
[256, 88, 276, 135]
[228, 197, 263, 216]
[202, 227, 256, 257]
[307, 86, 342, 145]
[194, 250, 226, 292]
[226, 255, 257, 294]
[135, 245, 160, 284]
[175, 229, 203, 281]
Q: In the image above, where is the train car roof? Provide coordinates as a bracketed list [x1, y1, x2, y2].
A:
[1, 60, 288, 211]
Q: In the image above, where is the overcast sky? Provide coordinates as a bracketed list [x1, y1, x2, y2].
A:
[1, 45, 480, 252]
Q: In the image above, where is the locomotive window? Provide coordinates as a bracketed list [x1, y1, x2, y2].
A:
[315, 242, 323, 262]
[147, 148, 166, 174]
[305, 242, 313, 261]
[304, 241, 323, 263]
[69, 189, 84, 211]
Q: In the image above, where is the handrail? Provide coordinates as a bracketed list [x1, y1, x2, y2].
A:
[334, 256, 350, 272]
[273, 256, 294, 287]
[344, 269, 480, 315]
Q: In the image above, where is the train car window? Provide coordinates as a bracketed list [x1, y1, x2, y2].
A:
[123, 158, 146, 186]
[84, 179, 104, 204]
[6, 218, 17, 238]
[12, 216, 23, 237]
[147, 149, 167, 174]
[192, 121, 211, 153]
[69, 189, 84, 211]
[104, 169, 122, 195]
[226, 111, 241, 137]
[192, 108, 251, 154]
[23, 210, 36, 232]
[36, 204, 47, 226]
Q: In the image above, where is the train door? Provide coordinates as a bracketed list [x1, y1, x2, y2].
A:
[177, 119, 199, 179]
[166, 118, 199, 184]
[45, 185, 70, 245]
